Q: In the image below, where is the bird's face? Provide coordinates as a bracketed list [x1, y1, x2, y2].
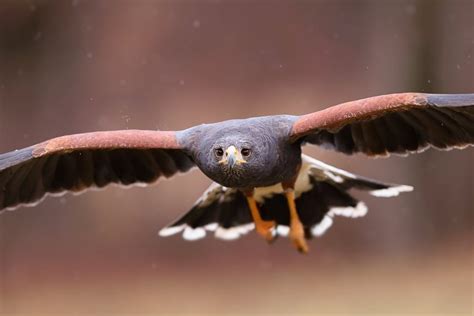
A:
[212, 140, 253, 171]
[198, 135, 269, 187]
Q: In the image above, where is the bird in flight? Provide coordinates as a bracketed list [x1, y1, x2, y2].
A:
[1, 93, 473, 253]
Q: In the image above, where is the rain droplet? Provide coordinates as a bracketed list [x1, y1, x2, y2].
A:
[193, 20, 201, 28]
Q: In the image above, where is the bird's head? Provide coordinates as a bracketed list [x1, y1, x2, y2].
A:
[187, 119, 300, 188]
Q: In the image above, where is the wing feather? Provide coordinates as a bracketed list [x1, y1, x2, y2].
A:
[0, 130, 195, 211]
[291, 93, 474, 156]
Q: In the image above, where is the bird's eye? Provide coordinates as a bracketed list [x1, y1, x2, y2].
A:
[214, 148, 224, 157]
[241, 148, 251, 157]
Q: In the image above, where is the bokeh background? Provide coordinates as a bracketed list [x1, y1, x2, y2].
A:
[0, 0, 472, 315]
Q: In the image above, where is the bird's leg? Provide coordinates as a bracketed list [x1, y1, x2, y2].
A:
[284, 188, 309, 254]
[244, 191, 275, 242]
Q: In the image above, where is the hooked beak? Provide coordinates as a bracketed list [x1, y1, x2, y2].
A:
[219, 145, 247, 168]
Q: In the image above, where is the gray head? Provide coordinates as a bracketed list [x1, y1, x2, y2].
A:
[197, 131, 273, 188]
[180, 116, 302, 189]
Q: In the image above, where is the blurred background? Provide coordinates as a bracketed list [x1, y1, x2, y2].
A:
[0, 0, 472, 315]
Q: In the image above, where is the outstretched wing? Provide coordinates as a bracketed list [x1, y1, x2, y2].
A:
[290, 93, 474, 156]
[0, 130, 195, 211]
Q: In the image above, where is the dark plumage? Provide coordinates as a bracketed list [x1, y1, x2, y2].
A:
[160, 158, 401, 241]
[1, 92, 473, 253]
[177, 115, 301, 188]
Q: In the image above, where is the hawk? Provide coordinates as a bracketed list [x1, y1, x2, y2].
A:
[1, 93, 473, 253]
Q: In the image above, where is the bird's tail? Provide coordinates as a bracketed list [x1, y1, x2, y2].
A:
[159, 154, 413, 241]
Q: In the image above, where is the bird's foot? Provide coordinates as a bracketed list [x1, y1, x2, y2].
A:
[255, 220, 276, 242]
[290, 221, 309, 254]
[245, 193, 276, 243]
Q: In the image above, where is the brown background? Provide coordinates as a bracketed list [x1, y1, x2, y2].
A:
[0, 0, 473, 315]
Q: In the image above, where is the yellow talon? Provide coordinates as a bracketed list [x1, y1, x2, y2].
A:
[245, 194, 276, 242]
[285, 189, 309, 254]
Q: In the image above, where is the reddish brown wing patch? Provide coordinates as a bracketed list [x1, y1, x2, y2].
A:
[290, 93, 427, 138]
[32, 130, 180, 157]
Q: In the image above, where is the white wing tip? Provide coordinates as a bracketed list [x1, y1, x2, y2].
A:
[183, 227, 206, 241]
[329, 202, 368, 218]
[215, 223, 255, 240]
[370, 185, 414, 197]
[158, 225, 185, 237]
[276, 225, 290, 237]
[204, 223, 218, 231]
[311, 216, 334, 236]
[159, 223, 255, 241]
